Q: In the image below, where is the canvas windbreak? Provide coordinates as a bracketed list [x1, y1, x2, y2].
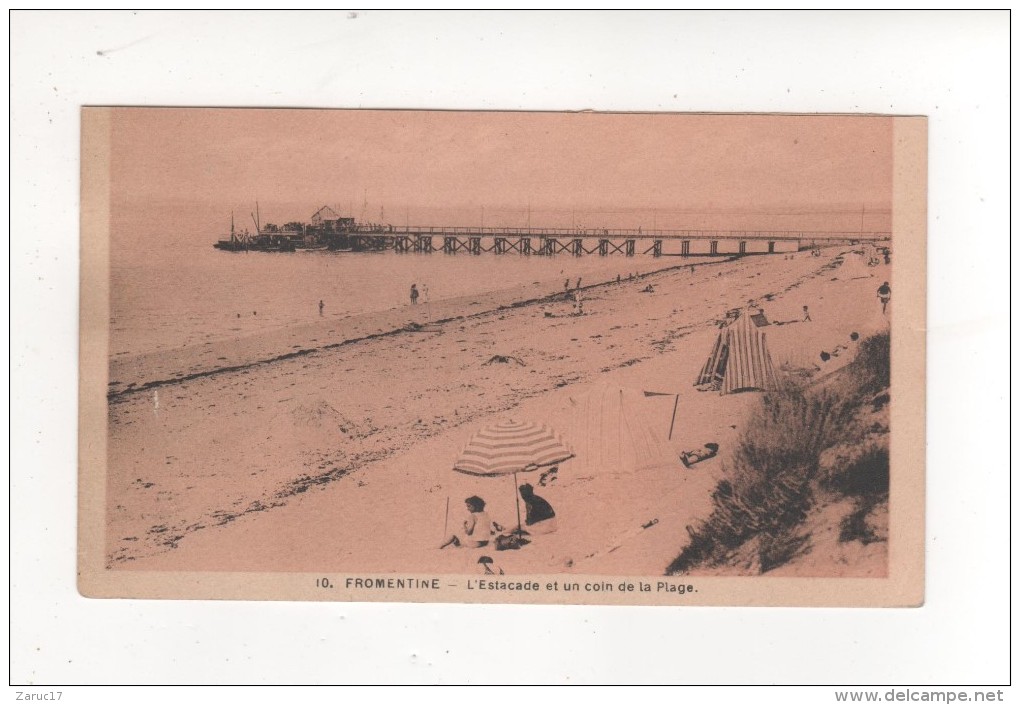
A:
[564, 385, 679, 477]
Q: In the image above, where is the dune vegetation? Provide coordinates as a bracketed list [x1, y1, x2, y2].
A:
[667, 331, 890, 575]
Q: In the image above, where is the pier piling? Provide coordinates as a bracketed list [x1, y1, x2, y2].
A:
[215, 210, 889, 256]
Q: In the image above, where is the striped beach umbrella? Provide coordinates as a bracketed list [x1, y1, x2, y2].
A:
[453, 419, 573, 477]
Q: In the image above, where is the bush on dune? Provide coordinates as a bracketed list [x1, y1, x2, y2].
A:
[827, 445, 890, 544]
[666, 332, 890, 575]
[853, 331, 890, 397]
[823, 445, 889, 498]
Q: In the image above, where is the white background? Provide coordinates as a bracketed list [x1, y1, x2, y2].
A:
[8, 9, 1012, 696]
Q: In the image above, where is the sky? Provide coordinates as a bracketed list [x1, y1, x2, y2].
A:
[107, 108, 893, 238]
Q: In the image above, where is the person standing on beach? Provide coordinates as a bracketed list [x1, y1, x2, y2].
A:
[803, 305, 812, 322]
[572, 290, 584, 316]
[564, 278, 570, 291]
[575, 277, 582, 290]
[877, 282, 891, 314]
[410, 284, 419, 305]
[318, 300, 324, 316]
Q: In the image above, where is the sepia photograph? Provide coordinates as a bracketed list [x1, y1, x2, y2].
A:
[79, 108, 925, 605]
[13, 8, 1009, 692]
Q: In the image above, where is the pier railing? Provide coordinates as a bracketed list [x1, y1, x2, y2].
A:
[347, 225, 891, 241]
[223, 223, 892, 256]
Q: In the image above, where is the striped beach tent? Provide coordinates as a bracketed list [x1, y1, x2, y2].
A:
[695, 311, 780, 394]
[453, 420, 573, 477]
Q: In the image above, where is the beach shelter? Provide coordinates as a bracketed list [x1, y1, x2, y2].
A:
[696, 311, 780, 394]
[452, 419, 573, 533]
[838, 248, 874, 281]
[563, 384, 680, 477]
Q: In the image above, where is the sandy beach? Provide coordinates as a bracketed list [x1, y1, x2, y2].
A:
[106, 247, 890, 577]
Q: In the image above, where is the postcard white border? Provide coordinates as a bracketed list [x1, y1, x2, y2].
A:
[11, 9, 1011, 689]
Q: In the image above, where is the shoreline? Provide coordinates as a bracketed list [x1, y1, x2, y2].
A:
[108, 255, 733, 398]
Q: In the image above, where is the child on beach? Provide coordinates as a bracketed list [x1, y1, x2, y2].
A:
[410, 284, 419, 305]
[439, 496, 500, 549]
[572, 290, 584, 315]
[477, 556, 504, 575]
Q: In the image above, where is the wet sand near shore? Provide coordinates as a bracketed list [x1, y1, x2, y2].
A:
[107, 248, 890, 576]
[108, 257, 703, 396]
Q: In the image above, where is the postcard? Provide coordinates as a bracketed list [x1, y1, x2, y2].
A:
[78, 108, 925, 606]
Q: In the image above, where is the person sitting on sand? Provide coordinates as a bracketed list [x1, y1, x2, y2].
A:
[439, 496, 499, 549]
[512, 484, 557, 536]
[681, 442, 720, 468]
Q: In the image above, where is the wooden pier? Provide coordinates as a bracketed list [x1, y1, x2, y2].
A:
[216, 207, 891, 256]
[345, 226, 890, 257]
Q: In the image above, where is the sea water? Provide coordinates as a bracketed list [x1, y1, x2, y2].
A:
[110, 241, 678, 358]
